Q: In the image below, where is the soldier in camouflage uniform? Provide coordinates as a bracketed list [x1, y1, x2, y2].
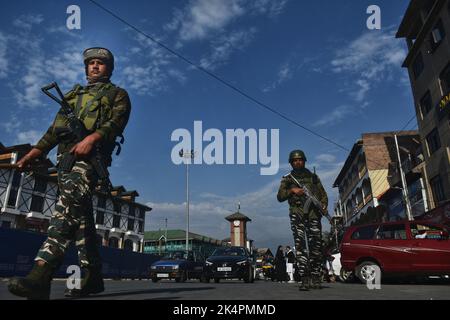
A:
[277, 150, 328, 291]
[8, 47, 131, 299]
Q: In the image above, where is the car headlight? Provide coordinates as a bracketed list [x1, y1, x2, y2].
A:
[205, 261, 213, 266]
[236, 260, 248, 265]
[151, 266, 157, 270]
[172, 265, 179, 270]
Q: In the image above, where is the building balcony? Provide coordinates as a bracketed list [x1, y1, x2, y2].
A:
[387, 155, 424, 187]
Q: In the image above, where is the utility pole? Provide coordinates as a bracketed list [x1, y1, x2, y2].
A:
[179, 149, 196, 252]
[394, 135, 414, 221]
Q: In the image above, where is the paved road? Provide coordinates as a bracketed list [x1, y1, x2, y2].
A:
[1, 278, 449, 300]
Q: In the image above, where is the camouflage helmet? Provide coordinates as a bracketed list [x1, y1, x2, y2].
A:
[289, 150, 307, 162]
[83, 47, 114, 71]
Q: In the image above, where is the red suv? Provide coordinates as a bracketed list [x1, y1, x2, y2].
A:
[340, 220, 450, 284]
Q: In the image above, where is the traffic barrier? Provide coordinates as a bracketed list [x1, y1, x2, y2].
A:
[0, 227, 160, 279]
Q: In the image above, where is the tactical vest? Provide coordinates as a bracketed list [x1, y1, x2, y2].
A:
[287, 170, 320, 206]
[53, 82, 121, 157]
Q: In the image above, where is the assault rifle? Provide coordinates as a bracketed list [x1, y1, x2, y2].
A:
[288, 173, 344, 234]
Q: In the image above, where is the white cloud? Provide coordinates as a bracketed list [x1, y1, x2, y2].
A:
[168, 68, 187, 84]
[199, 28, 257, 70]
[168, 0, 245, 42]
[13, 14, 44, 30]
[263, 61, 293, 92]
[0, 32, 8, 78]
[14, 56, 46, 108]
[44, 50, 85, 89]
[330, 28, 407, 102]
[315, 154, 336, 163]
[165, 0, 289, 74]
[166, 0, 289, 43]
[251, 0, 289, 18]
[313, 105, 353, 127]
[1, 113, 22, 133]
[14, 130, 41, 145]
[120, 65, 167, 95]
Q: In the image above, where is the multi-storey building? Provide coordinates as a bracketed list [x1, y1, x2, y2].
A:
[0, 143, 151, 252]
[396, 0, 450, 209]
[333, 131, 427, 226]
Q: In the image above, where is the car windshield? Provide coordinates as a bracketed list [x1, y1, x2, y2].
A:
[212, 247, 246, 257]
[162, 251, 187, 260]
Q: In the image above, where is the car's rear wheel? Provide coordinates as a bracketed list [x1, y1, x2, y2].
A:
[151, 277, 159, 283]
[356, 261, 381, 285]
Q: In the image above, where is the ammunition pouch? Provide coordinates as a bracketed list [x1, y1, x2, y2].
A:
[57, 153, 76, 172]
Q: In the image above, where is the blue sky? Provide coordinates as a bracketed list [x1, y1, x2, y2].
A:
[0, 0, 414, 252]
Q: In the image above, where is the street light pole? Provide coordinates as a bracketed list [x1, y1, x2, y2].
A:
[165, 218, 168, 253]
[179, 149, 195, 252]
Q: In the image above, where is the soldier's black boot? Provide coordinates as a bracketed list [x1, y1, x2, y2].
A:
[65, 266, 104, 297]
[8, 262, 53, 300]
[298, 277, 311, 291]
[311, 276, 323, 289]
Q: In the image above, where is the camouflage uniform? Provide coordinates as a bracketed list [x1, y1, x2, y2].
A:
[277, 151, 328, 290]
[8, 48, 131, 299]
[34, 81, 131, 272]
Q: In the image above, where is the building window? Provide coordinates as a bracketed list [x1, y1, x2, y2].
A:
[440, 63, 450, 94]
[127, 218, 135, 231]
[124, 239, 134, 251]
[419, 90, 432, 117]
[426, 128, 441, 155]
[33, 178, 47, 194]
[139, 208, 145, 219]
[128, 205, 135, 216]
[112, 214, 121, 228]
[95, 211, 105, 225]
[430, 175, 446, 204]
[113, 201, 121, 213]
[7, 171, 22, 208]
[412, 53, 424, 79]
[139, 221, 144, 233]
[30, 195, 45, 212]
[97, 196, 106, 209]
[108, 237, 119, 248]
[429, 19, 446, 53]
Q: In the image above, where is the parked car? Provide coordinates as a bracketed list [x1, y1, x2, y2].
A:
[149, 250, 205, 283]
[203, 246, 255, 283]
[340, 220, 450, 284]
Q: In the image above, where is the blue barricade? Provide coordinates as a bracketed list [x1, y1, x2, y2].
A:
[0, 227, 160, 278]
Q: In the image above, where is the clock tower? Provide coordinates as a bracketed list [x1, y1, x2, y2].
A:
[225, 205, 251, 248]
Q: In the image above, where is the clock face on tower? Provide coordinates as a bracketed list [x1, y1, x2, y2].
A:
[233, 220, 240, 227]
